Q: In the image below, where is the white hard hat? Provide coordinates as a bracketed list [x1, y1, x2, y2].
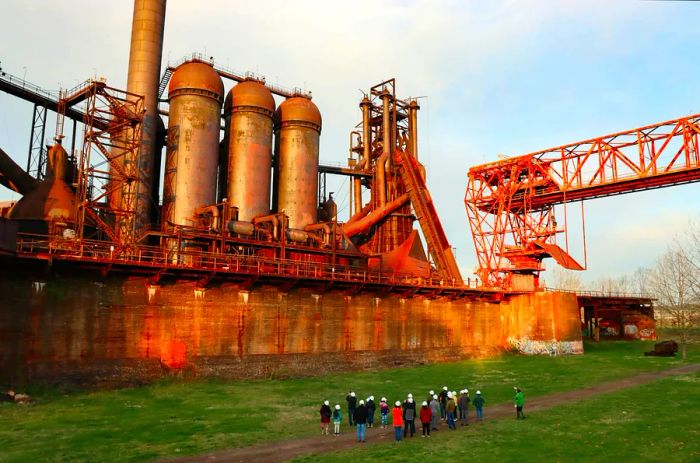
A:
[359, 399, 365, 405]
[465, 389, 469, 393]
[370, 395, 374, 400]
[335, 404, 340, 410]
[395, 401, 401, 406]
[476, 390, 481, 394]
[366, 397, 371, 402]
[422, 401, 428, 406]
[443, 386, 448, 391]
[350, 392, 355, 397]
[433, 394, 438, 400]
[452, 391, 457, 396]
[429, 390, 434, 395]
[447, 392, 453, 398]
[408, 398, 413, 403]
[381, 397, 387, 402]
[324, 400, 329, 406]
[408, 393, 413, 398]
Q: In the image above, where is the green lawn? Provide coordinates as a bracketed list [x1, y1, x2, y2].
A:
[294, 370, 700, 463]
[1, 337, 698, 463]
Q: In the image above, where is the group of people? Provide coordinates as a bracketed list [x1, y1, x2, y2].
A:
[320, 386, 509, 443]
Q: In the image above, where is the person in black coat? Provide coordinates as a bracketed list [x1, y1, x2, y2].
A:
[366, 396, 376, 428]
[319, 400, 332, 435]
[346, 391, 357, 426]
[354, 400, 369, 443]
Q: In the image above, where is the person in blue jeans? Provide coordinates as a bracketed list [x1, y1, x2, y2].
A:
[473, 390, 485, 422]
[380, 397, 389, 428]
[354, 399, 368, 442]
[392, 401, 404, 441]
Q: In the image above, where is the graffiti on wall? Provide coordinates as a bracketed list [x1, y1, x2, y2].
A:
[507, 337, 584, 356]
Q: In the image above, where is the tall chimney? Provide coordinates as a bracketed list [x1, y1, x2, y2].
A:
[127, 0, 166, 236]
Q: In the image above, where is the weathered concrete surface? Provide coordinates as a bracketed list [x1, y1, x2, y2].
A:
[0, 275, 582, 387]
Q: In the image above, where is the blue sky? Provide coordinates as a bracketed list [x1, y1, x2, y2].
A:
[0, 0, 698, 283]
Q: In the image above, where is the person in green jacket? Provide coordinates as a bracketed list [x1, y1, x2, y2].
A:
[514, 387, 525, 419]
[332, 404, 343, 436]
[473, 390, 485, 422]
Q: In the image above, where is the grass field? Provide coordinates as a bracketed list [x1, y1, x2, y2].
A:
[293, 370, 700, 463]
[1, 336, 698, 462]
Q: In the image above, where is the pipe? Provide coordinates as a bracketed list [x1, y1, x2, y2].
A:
[252, 213, 280, 240]
[0, 146, 39, 195]
[345, 202, 372, 226]
[287, 229, 309, 243]
[408, 100, 420, 160]
[360, 96, 371, 170]
[126, 0, 167, 236]
[194, 204, 220, 231]
[304, 222, 332, 246]
[376, 90, 392, 207]
[342, 193, 410, 238]
[227, 220, 255, 236]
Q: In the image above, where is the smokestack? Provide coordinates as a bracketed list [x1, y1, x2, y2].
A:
[127, 0, 166, 236]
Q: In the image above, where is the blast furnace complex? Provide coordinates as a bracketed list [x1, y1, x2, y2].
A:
[2, 1, 671, 387]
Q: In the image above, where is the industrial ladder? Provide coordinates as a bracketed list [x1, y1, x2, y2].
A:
[395, 149, 463, 284]
[157, 67, 173, 99]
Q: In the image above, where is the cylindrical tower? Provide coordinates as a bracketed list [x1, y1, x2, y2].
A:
[163, 62, 224, 228]
[126, 0, 167, 234]
[224, 79, 276, 221]
[274, 96, 322, 229]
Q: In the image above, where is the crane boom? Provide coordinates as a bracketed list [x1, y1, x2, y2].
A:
[465, 114, 700, 288]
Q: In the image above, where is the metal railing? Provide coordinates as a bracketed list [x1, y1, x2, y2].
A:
[16, 234, 481, 290]
[544, 287, 655, 299]
[0, 68, 59, 99]
[164, 52, 312, 99]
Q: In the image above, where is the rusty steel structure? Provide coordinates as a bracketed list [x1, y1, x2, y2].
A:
[125, 0, 167, 236]
[224, 79, 276, 221]
[0, 0, 466, 295]
[163, 62, 223, 230]
[466, 114, 700, 288]
[76, 82, 144, 244]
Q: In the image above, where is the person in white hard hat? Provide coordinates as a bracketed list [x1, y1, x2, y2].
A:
[446, 392, 457, 429]
[419, 400, 432, 437]
[332, 404, 343, 436]
[438, 386, 449, 420]
[458, 389, 471, 426]
[392, 401, 404, 441]
[354, 399, 368, 443]
[320, 400, 332, 435]
[380, 397, 389, 428]
[473, 390, 485, 422]
[402, 395, 416, 437]
[367, 395, 376, 428]
[429, 394, 440, 430]
[346, 391, 357, 427]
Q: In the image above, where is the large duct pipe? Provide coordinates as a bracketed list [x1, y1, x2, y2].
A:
[0, 147, 39, 195]
[342, 193, 409, 239]
[126, 0, 167, 235]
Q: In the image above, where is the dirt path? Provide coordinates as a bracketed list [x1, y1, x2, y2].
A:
[163, 363, 700, 463]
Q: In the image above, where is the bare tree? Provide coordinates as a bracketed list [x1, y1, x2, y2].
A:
[549, 267, 584, 292]
[648, 245, 699, 360]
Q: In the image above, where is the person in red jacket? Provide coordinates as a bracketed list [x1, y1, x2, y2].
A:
[320, 400, 332, 435]
[419, 400, 433, 437]
[392, 401, 404, 442]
